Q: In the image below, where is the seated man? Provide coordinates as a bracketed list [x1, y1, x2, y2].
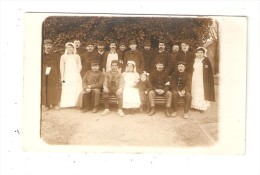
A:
[80, 61, 104, 113]
[171, 61, 192, 119]
[100, 60, 124, 117]
[148, 61, 172, 117]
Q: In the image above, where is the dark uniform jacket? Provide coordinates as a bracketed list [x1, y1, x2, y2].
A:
[170, 52, 179, 74]
[176, 50, 195, 73]
[41, 51, 61, 105]
[82, 70, 104, 89]
[171, 71, 191, 93]
[151, 50, 172, 75]
[96, 50, 107, 70]
[141, 48, 155, 74]
[123, 49, 145, 74]
[190, 57, 215, 101]
[149, 70, 170, 92]
[81, 51, 100, 77]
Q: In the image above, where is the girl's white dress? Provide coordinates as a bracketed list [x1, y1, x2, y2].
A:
[60, 54, 82, 108]
[122, 72, 141, 108]
[191, 57, 210, 111]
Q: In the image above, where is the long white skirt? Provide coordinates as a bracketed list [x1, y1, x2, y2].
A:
[122, 87, 141, 108]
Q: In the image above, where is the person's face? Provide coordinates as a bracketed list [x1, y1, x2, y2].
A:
[119, 45, 126, 51]
[126, 64, 134, 72]
[109, 43, 116, 50]
[111, 63, 118, 72]
[44, 44, 53, 53]
[91, 65, 100, 71]
[156, 63, 164, 71]
[172, 45, 179, 53]
[66, 45, 74, 54]
[129, 44, 137, 51]
[86, 45, 94, 52]
[74, 40, 81, 48]
[196, 50, 204, 58]
[177, 64, 185, 73]
[181, 43, 189, 52]
[97, 45, 105, 51]
[158, 43, 165, 51]
[144, 45, 151, 50]
[140, 75, 147, 81]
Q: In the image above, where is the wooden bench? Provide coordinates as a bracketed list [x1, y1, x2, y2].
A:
[100, 95, 184, 105]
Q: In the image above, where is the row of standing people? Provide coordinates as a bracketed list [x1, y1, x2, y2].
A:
[42, 39, 215, 118]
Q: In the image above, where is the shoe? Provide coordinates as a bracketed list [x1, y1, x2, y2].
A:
[42, 105, 49, 111]
[184, 113, 189, 119]
[54, 106, 60, 110]
[92, 108, 98, 113]
[145, 105, 151, 114]
[101, 109, 110, 116]
[165, 110, 171, 117]
[81, 108, 89, 113]
[118, 109, 124, 117]
[148, 107, 155, 116]
[171, 112, 177, 118]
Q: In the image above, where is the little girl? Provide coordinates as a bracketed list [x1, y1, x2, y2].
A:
[137, 71, 152, 113]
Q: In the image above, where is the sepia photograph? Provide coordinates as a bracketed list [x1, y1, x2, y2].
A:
[22, 13, 247, 155]
[40, 15, 219, 147]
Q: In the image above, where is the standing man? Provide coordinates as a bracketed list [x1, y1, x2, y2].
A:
[176, 40, 195, 73]
[148, 61, 172, 117]
[171, 61, 192, 119]
[117, 41, 127, 60]
[169, 43, 180, 74]
[41, 39, 61, 111]
[81, 40, 100, 77]
[100, 60, 124, 117]
[141, 40, 154, 73]
[123, 40, 145, 74]
[102, 40, 123, 73]
[96, 40, 106, 70]
[151, 40, 172, 75]
[74, 39, 85, 56]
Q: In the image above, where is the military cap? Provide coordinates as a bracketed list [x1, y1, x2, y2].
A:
[129, 40, 137, 45]
[177, 61, 186, 66]
[43, 39, 53, 45]
[143, 40, 151, 46]
[86, 40, 94, 46]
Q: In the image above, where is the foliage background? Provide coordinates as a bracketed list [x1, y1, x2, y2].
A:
[42, 16, 217, 53]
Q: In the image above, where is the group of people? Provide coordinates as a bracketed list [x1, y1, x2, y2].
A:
[42, 38, 215, 118]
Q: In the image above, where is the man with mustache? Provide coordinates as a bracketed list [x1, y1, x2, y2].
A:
[151, 40, 172, 75]
[123, 39, 145, 74]
[80, 40, 100, 77]
[41, 39, 61, 111]
[176, 40, 195, 73]
[73, 39, 85, 56]
[102, 40, 123, 73]
[148, 61, 172, 117]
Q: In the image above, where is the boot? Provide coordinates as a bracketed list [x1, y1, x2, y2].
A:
[165, 107, 171, 117]
[139, 105, 145, 113]
[148, 107, 155, 116]
[145, 104, 150, 113]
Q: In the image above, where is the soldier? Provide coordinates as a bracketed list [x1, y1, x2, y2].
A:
[117, 41, 127, 60]
[148, 61, 172, 117]
[169, 43, 180, 74]
[176, 40, 195, 73]
[100, 60, 124, 117]
[151, 40, 172, 75]
[141, 40, 154, 74]
[80, 40, 100, 77]
[171, 61, 192, 119]
[96, 40, 106, 70]
[41, 39, 61, 111]
[80, 62, 104, 113]
[123, 39, 145, 74]
[73, 39, 86, 56]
